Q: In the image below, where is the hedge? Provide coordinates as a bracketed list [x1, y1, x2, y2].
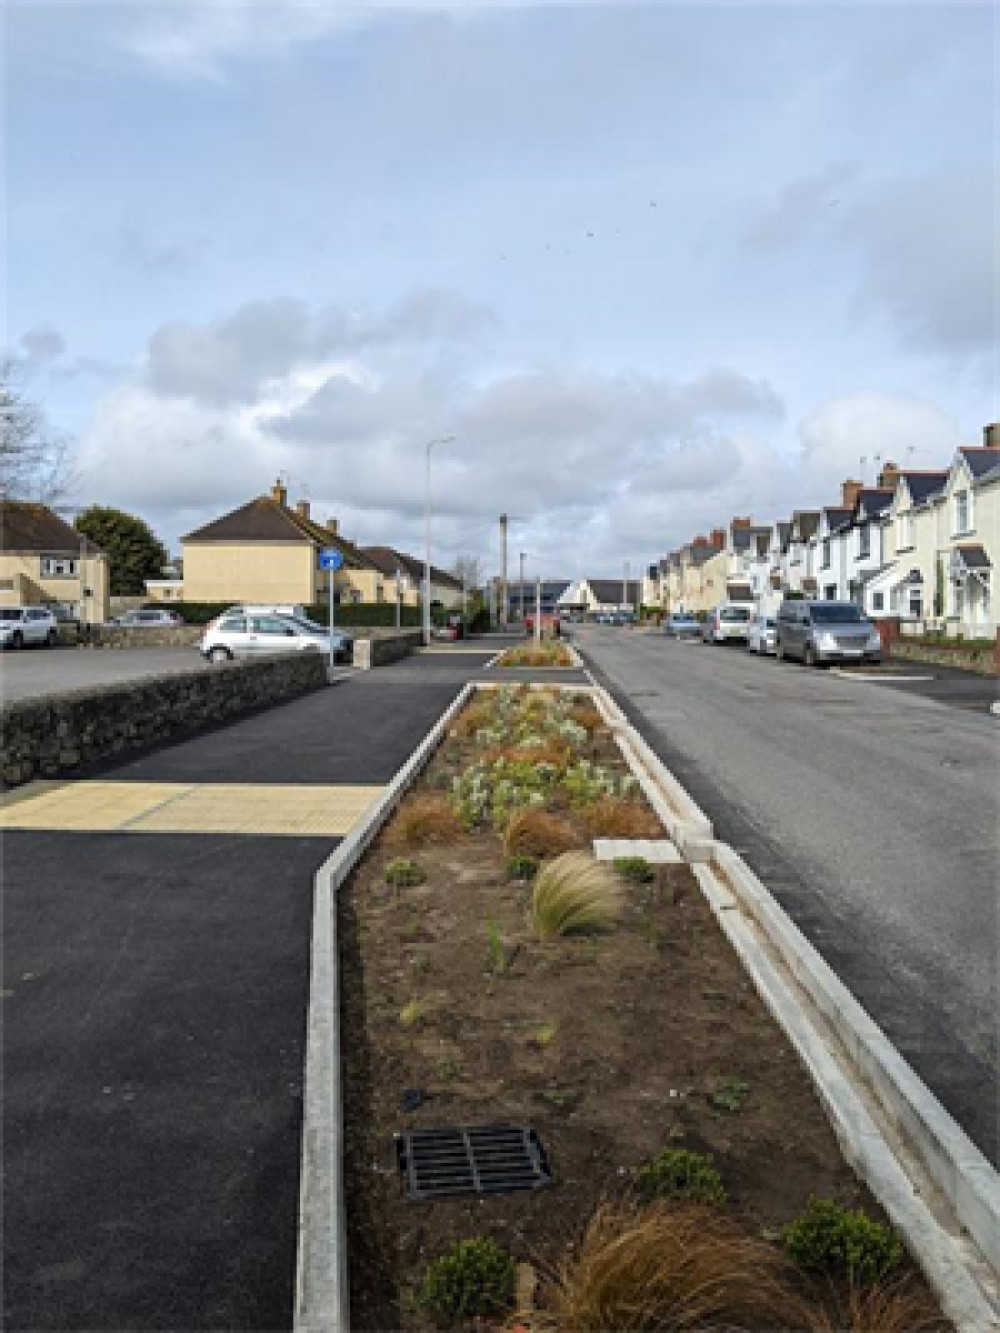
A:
[149, 601, 424, 627]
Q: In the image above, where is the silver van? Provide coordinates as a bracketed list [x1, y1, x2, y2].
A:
[776, 600, 882, 666]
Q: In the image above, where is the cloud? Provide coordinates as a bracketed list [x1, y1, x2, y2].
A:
[19, 324, 67, 364]
[745, 162, 860, 250]
[797, 391, 960, 491]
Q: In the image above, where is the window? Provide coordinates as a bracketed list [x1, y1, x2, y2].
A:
[954, 489, 971, 533]
[897, 512, 913, 549]
[953, 583, 965, 618]
[41, 556, 78, 577]
[821, 538, 830, 569]
[858, 524, 871, 559]
[872, 592, 884, 611]
[251, 616, 293, 635]
[908, 589, 922, 617]
[219, 616, 247, 632]
[824, 584, 837, 600]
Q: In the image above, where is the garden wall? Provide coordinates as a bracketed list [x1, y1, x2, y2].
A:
[890, 640, 999, 677]
[1, 653, 328, 788]
[351, 631, 422, 669]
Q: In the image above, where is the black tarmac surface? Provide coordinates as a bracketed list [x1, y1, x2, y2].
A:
[2, 650, 498, 1331]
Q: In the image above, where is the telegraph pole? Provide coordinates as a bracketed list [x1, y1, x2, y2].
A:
[499, 513, 509, 629]
[519, 552, 526, 623]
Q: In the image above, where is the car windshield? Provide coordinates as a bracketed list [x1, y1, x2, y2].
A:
[289, 616, 327, 635]
[0, 610, 25, 621]
[810, 604, 865, 624]
[721, 608, 750, 621]
[674, 615, 696, 623]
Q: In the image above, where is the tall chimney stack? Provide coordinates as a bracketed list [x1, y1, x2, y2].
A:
[271, 479, 288, 507]
[296, 499, 310, 520]
[841, 479, 863, 509]
[984, 422, 1000, 449]
[710, 528, 726, 550]
[326, 517, 339, 536]
[877, 461, 901, 491]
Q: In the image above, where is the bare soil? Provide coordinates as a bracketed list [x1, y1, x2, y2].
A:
[339, 689, 943, 1330]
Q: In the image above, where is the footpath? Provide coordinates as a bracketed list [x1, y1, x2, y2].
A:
[2, 648, 518, 1331]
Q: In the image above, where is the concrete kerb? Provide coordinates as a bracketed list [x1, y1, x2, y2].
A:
[296, 675, 1000, 1333]
[294, 680, 477, 1333]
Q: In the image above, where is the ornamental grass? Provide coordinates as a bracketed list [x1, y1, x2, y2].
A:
[530, 852, 622, 940]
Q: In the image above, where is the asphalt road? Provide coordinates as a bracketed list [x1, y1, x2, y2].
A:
[1, 646, 209, 704]
[575, 625, 999, 1164]
[2, 650, 498, 1331]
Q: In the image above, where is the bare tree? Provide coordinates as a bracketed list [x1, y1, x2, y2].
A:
[452, 554, 484, 592]
[0, 358, 76, 502]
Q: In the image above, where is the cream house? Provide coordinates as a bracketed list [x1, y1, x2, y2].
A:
[181, 482, 383, 607]
[0, 502, 110, 623]
[360, 546, 464, 610]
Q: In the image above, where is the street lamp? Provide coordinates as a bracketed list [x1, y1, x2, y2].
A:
[519, 552, 526, 622]
[424, 435, 456, 646]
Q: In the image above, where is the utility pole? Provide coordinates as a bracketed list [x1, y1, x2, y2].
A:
[519, 552, 526, 622]
[534, 575, 542, 644]
[499, 513, 509, 630]
[623, 560, 629, 613]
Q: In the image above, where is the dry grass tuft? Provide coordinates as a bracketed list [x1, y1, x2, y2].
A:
[504, 807, 585, 859]
[499, 642, 574, 668]
[567, 701, 605, 734]
[387, 794, 462, 848]
[530, 852, 622, 939]
[583, 798, 662, 839]
[482, 738, 575, 771]
[538, 1202, 813, 1332]
[451, 699, 497, 739]
[806, 1276, 949, 1333]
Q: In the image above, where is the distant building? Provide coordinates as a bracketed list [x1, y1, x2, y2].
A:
[0, 501, 110, 623]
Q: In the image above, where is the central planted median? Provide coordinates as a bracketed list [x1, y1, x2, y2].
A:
[335, 684, 944, 1331]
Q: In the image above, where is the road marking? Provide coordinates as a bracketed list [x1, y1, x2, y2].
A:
[0, 781, 384, 838]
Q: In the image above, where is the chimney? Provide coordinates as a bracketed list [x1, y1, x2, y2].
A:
[710, 528, 725, 550]
[271, 479, 287, 507]
[326, 517, 339, 536]
[877, 461, 901, 490]
[731, 516, 752, 529]
[984, 422, 1000, 449]
[296, 499, 310, 520]
[841, 478, 863, 509]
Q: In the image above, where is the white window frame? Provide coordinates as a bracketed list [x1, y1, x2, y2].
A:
[857, 524, 871, 559]
[41, 555, 78, 577]
[954, 489, 971, 535]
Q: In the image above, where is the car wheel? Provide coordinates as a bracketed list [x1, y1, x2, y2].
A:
[11, 630, 24, 650]
[209, 646, 232, 663]
[46, 628, 58, 647]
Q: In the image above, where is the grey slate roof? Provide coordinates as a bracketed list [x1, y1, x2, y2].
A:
[586, 579, 641, 604]
[954, 544, 991, 571]
[0, 502, 101, 554]
[902, 471, 948, 505]
[961, 447, 1000, 481]
[362, 546, 463, 589]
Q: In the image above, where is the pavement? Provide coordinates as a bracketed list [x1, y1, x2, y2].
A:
[573, 625, 999, 1165]
[1, 645, 506, 1331]
[0, 646, 210, 705]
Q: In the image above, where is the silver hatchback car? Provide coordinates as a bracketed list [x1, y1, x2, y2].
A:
[776, 600, 882, 666]
[200, 612, 351, 663]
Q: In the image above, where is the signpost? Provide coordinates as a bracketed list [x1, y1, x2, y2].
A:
[319, 548, 344, 670]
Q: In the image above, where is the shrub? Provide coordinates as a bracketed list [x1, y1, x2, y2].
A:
[504, 807, 583, 859]
[567, 701, 604, 734]
[637, 1148, 727, 1206]
[530, 852, 622, 940]
[419, 1238, 516, 1321]
[562, 760, 637, 807]
[806, 1276, 948, 1332]
[387, 795, 461, 848]
[540, 1202, 812, 1332]
[710, 1075, 749, 1114]
[506, 854, 540, 881]
[451, 699, 497, 740]
[385, 857, 426, 888]
[613, 856, 654, 883]
[583, 798, 661, 839]
[783, 1198, 903, 1283]
[498, 641, 574, 668]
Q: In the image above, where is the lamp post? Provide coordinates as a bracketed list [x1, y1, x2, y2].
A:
[519, 552, 526, 623]
[424, 435, 456, 646]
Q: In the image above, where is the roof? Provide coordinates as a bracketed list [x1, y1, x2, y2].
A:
[952, 544, 991, 571]
[821, 506, 852, 532]
[790, 511, 821, 542]
[960, 447, 1000, 481]
[585, 578, 641, 604]
[0, 502, 101, 554]
[508, 579, 570, 598]
[731, 527, 754, 552]
[901, 470, 948, 506]
[362, 546, 463, 590]
[183, 495, 370, 567]
[854, 488, 893, 519]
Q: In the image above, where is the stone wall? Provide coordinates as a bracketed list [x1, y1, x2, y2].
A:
[890, 640, 999, 677]
[352, 631, 423, 670]
[83, 625, 205, 649]
[1, 653, 328, 788]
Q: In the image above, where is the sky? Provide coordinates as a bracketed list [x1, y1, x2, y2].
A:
[4, 0, 997, 579]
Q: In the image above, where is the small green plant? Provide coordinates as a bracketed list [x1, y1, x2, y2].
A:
[614, 856, 655, 883]
[399, 997, 431, 1027]
[710, 1076, 749, 1113]
[533, 1019, 557, 1047]
[419, 1237, 516, 1321]
[385, 857, 426, 888]
[530, 852, 622, 940]
[486, 918, 507, 974]
[506, 853, 541, 881]
[783, 1198, 904, 1283]
[638, 1148, 727, 1207]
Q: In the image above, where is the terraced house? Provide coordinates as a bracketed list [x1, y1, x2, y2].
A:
[0, 501, 110, 623]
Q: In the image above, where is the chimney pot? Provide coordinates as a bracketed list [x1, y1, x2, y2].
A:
[271, 479, 288, 507]
[841, 479, 863, 509]
[984, 422, 1000, 449]
[296, 499, 310, 520]
[710, 528, 726, 549]
[327, 517, 339, 536]
[731, 516, 752, 529]
[877, 462, 901, 490]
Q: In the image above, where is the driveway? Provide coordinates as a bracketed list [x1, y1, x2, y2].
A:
[574, 626, 998, 1164]
[2, 653, 491, 1331]
[1, 646, 209, 704]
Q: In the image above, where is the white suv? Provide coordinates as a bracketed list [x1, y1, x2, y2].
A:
[0, 606, 59, 649]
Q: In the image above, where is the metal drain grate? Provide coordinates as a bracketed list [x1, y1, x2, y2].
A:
[394, 1123, 552, 1200]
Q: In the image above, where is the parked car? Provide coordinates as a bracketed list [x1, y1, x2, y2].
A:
[775, 600, 882, 666]
[525, 610, 560, 638]
[200, 612, 352, 663]
[0, 605, 59, 649]
[663, 613, 701, 640]
[111, 608, 183, 627]
[746, 612, 777, 655]
[702, 603, 752, 644]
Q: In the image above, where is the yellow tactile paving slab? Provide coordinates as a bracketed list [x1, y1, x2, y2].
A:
[0, 782, 383, 838]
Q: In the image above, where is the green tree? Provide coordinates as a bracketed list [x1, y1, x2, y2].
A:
[75, 506, 169, 595]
